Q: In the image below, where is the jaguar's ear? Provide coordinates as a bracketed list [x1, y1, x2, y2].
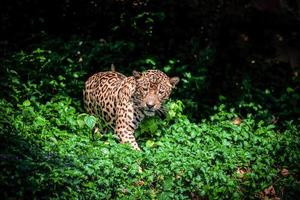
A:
[169, 77, 180, 87]
[133, 70, 142, 79]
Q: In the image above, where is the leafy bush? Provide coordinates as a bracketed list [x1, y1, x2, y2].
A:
[0, 39, 299, 200]
[1, 95, 299, 199]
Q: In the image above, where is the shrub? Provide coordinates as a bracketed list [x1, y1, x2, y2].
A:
[1, 97, 299, 199]
[0, 39, 299, 199]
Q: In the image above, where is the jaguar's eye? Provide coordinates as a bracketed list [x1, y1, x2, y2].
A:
[158, 89, 164, 95]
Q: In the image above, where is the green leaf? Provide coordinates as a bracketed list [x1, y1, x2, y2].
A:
[84, 115, 97, 129]
[67, 58, 74, 63]
[35, 116, 47, 126]
[286, 87, 294, 93]
[158, 192, 173, 200]
[23, 100, 31, 107]
[163, 178, 173, 190]
[146, 140, 155, 148]
[145, 58, 156, 66]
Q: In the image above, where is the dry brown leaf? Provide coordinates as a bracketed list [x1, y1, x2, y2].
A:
[281, 168, 289, 176]
[134, 180, 145, 186]
[232, 117, 242, 125]
[259, 185, 280, 200]
[236, 167, 250, 178]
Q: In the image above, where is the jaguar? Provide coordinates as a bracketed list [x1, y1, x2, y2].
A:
[83, 69, 179, 150]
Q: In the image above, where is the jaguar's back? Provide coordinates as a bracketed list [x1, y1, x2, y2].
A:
[83, 71, 126, 127]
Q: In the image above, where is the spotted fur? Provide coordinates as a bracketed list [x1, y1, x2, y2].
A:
[83, 69, 179, 150]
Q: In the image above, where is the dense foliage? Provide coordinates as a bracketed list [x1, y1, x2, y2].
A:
[0, 42, 299, 199]
[1, 94, 300, 199]
[1, 0, 300, 199]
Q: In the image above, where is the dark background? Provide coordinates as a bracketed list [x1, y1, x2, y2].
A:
[1, 0, 300, 121]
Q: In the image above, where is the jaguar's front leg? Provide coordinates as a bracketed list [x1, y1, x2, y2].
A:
[115, 105, 141, 150]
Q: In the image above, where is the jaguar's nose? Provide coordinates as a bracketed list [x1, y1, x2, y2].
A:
[146, 102, 155, 109]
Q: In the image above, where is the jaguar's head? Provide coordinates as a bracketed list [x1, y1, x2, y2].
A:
[133, 69, 179, 116]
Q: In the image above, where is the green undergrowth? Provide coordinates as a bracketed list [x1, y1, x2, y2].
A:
[1, 44, 299, 199]
[1, 96, 299, 199]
